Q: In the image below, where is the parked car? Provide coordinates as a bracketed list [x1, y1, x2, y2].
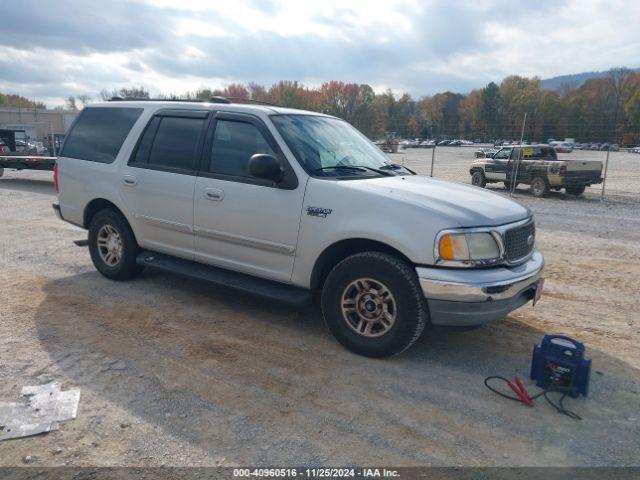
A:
[53, 100, 544, 358]
[33, 141, 49, 155]
[14, 139, 29, 153]
[589, 143, 601, 150]
[474, 147, 497, 159]
[437, 140, 451, 146]
[610, 144, 620, 152]
[552, 142, 574, 153]
[470, 144, 603, 197]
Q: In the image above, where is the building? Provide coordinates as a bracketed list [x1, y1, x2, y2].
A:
[0, 107, 78, 154]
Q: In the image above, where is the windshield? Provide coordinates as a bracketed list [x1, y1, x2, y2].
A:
[271, 114, 410, 177]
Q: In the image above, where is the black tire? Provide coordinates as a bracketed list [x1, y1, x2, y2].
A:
[0, 167, 4, 177]
[88, 209, 143, 281]
[471, 170, 486, 188]
[530, 176, 548, 197]
[566, 185, 586, 196]
[321, 252, 428, 358]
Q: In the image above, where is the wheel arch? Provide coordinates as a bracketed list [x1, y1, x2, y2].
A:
[83, 199, 141, 245]
[310, 238, 413, 291]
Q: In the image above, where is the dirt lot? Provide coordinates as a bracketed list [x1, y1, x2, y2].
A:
[0, 166, 639, 467]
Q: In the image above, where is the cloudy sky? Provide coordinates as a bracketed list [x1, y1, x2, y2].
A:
[2, 0, 639, 106]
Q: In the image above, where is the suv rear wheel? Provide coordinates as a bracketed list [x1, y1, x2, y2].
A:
[321, 252, 427, 358]
[530, 177, 548, 197]
[88, 209, 143, 280]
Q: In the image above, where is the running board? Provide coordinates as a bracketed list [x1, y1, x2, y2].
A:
[136, 251, 312, 308]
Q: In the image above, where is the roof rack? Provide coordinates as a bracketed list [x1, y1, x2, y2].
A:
[109, 96, 207, 103]
[108, 96, 279, 107]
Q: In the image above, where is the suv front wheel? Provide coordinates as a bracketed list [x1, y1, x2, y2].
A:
[321, 252, 428, 357]
[88, 209, 143, 281]
[471, 170, 486, 187]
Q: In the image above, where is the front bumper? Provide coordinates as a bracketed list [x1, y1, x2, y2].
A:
[417, 250, 544, 326]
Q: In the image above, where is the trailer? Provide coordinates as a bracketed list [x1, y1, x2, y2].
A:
[0, 155, 57, 177]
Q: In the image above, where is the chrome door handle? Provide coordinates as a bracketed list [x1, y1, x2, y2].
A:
[205, 188, 224, 201]
[122, 175, 138, 186]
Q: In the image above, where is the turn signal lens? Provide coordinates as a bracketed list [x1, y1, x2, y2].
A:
[438, 234, 469, 260]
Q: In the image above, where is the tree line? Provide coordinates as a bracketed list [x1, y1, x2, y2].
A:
[19, 67, 640, 145]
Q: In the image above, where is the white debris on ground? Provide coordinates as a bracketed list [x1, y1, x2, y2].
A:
[0, 383, 80, 441]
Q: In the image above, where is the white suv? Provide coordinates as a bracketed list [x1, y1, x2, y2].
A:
[53, 99, 544, 357]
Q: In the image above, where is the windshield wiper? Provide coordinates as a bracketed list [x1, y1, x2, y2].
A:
[380, 163, 416, 174]
[313, 165, 393, 176]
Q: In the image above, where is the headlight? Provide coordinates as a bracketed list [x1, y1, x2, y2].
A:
[437, 232, 501, 265]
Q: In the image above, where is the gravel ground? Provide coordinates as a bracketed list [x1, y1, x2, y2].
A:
[0, 167, 639, 467]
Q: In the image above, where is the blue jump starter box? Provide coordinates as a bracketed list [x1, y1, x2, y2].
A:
[530, 334, 591, 398]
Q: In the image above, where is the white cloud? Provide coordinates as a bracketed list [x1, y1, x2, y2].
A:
[0, 0, 638, 106]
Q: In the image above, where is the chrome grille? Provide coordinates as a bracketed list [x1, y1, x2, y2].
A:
[503, 221, 535, 262]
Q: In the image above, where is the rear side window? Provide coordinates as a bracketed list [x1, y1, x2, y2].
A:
[521, 147, 557, 160]
[61, 107, 142, 163]
[209, 120, 276, 177]
[130, 115, 206, 171]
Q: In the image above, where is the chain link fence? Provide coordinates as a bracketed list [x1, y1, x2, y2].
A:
[391, 139, 640, 203]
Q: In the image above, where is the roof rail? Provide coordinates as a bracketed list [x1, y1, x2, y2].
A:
[108, 96, 206, 103]
[106, 96, 280, 107]
[209, 96, 231, 104]
[224, 97, 280, 107]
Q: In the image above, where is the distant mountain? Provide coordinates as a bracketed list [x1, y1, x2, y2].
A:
[541, 67, 640, 90]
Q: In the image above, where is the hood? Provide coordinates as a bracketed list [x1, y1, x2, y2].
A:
[342, 175, 531, 227]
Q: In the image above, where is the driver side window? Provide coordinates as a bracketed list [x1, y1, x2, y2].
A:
[494, 148, 511, 160]
[210, 120, 276, 178]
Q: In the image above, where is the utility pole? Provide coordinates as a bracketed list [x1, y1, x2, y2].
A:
[601, 97, 619, 201]
[510, 112, 527, 197]
[430, 144, 436, 177]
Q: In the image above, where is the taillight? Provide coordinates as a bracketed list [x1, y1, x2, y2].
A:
[559, 165, 567, 175]
[53, 163, 59, 193]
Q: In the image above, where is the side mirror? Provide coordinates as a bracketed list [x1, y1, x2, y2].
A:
[249, 154, 284, 183]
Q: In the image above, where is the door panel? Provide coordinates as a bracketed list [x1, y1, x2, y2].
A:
[119, 110, 208, 259]
[194, 177, 304, 281]
[485, 148, 511, 180]
[194, 114, 304, 282]
[120, 167, 196, 258]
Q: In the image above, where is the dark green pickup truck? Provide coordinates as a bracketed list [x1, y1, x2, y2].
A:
[469, 144, 603, 197]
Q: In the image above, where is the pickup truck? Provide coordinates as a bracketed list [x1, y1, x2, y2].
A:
[470, 144, 602, 197]
[53, 100, 544, 357]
